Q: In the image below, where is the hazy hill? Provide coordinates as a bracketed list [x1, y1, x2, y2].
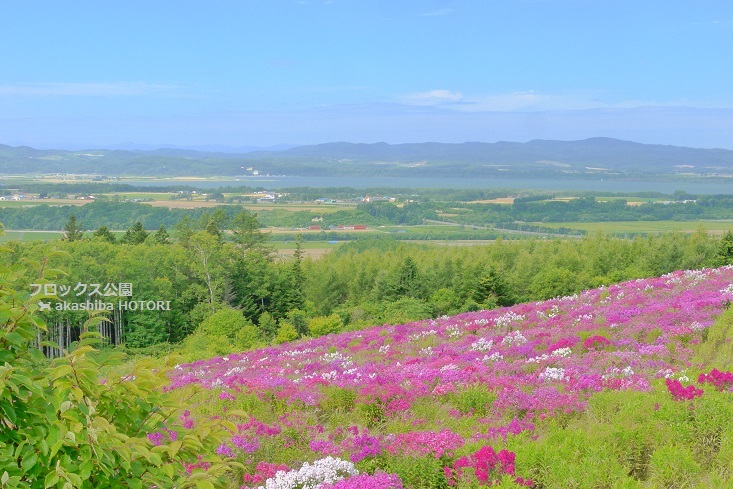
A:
[1, 138, 732, 177]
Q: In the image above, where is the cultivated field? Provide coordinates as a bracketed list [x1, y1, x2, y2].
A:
[536, 220, 733, 234]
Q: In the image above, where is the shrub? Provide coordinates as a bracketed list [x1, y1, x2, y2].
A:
[200, 306, 250, 340]
[273, 321, 299, 344]
[308, 314, 344, 337]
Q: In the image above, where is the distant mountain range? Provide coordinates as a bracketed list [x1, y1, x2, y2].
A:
[2, 138, 733, 178]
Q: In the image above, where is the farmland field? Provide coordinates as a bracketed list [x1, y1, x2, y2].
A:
[536, 220, 733, 234]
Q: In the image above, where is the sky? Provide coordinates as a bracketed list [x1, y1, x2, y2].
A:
[2, 0, 733, 150]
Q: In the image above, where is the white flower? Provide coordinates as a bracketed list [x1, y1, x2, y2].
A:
[447, 325, 462, 337]
[483, 352, 504, 361]
[409, 329, 438, 341]
[501, 331, 527, 346]
[494, 312, 525, 329]
[258, 456, 359, 489]
[551, 347, 572, 358]
[321, 352, 349, 363]
[470, 337, 494, 352]
[539, 367, 566, 382]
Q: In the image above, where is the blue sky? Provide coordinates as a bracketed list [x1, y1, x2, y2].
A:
[2, 0, 733, 149]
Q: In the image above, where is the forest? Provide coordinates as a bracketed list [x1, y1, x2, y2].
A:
[4, 204, 731, 361]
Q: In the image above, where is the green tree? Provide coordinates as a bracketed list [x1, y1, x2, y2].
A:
[187, 231, 227, 312]
[386, 256, 423, 299]
[153, 224, 170, 244]
[277, 234, 306, 314]
[380, 297, 433, 324]
[173, 215, 194, 246]
[473, 267, 515, 308]
[92, 225, 116, 243]
[308, 314, 343, 337]
[430, 287, 461, 316]
[287, 308, 309, 337]
[62, 214, 84, 242]
[715, 231, 733, 266]
[199, 306, 249, 340]
[232, 210, 268, 252]
[120, 221, 149, 245]
[273, 321, 299, 344]
[257, 311, 278, 341]
[228, 252, 275, 321]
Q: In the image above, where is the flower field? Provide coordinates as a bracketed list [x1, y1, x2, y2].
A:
[167, 267, 733, 488]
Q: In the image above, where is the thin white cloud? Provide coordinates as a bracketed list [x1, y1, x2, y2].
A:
[403, 89, 464, 106]
[398, 89, 729, 112]
[0, 82, 180, 97]
[421, 8, 454, 16]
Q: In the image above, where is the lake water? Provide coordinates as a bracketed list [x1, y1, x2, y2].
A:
[124, 176, 733, 195]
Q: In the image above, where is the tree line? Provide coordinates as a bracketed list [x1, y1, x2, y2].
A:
[3, 208, 733, 359]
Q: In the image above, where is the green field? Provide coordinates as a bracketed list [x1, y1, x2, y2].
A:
[0, 230, 63, 242]
[536, 220, 733, 234]
[102, 192, 177, 201]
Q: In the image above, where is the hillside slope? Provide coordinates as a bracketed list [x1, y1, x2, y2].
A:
[3, 138, 733, 177]
[169, 267, 733, 488]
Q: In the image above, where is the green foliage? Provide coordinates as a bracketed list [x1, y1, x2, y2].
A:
[380, 297, 433, 325]
[508, 381, 733, 488]
[307, 314, 343, 337]
[153, 225, 170, 244]
[183, 331, 233, 360]
[287, 309, 309, 337]
[119, 221, 149, 245]
[257, 311, 278, 341]
[694, 305, 733, 369]
[199, 307, 249, 340]
[236, 323, 262, 350]
[123, 312, 168, 348]
[714, 230, 733, 266]
[648, 445, 701, 488]
[473, 267, 515, 308]
[92, 225, 116, 243]
[320, 386, 356, 413]
[385, 454, 450, 489]
[273, 321, 298, 344]
[0, 250, 239, 488]
[62, 214, 84, 242]
[231, 209, 268, 251]
[449, 385, 497, 417]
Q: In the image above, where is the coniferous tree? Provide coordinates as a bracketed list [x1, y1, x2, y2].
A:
[120, 221, 149, 245]
[473, 267, 516, 308]
[154, 225, 170, 244]
[92, 225, 116, 243]
[397, 256, 422, 298]
[62, 214, 84, 242]
[289, 234, 306, 309]
[715, 231, 733, 266]
[232, 209, 267, 251]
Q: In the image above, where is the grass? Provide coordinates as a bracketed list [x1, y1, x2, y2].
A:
[102, 192, 177, 201]
[534, 220, 733, 234]
[270, 240, 343, 259]
[0, 230, 63, 242]
[270, 240, 343, 251]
